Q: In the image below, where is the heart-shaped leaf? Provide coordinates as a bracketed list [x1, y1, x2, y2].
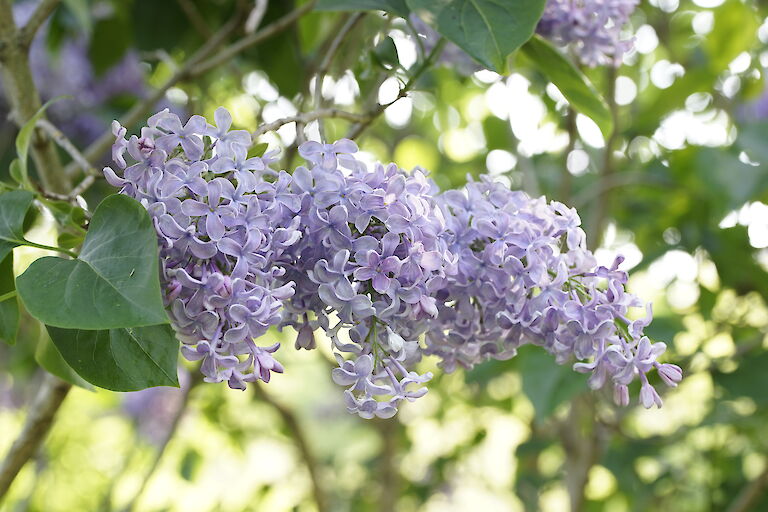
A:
[35, 325, 93, 389]
[46, 324, 179, 391]
[0, 190, 35, 262]
[407, 0, 546, 72]
[522, 35, 613, 137]
[17, 194, 168, 330]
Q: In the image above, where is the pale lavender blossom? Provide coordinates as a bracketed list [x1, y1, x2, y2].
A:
[536, 0, 639, 67]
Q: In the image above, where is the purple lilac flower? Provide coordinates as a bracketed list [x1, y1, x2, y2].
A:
[536, 0, 639, 67]
[427, 176, 682, 408]
[278, 141, 453, 419]
[105, 107, 302, 390]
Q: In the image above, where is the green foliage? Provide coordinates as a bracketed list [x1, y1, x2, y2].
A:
[522, 35, 613, 137]
[372, 36, 399, 70]
[316, 0, 411, 17]
[406, 0, 546, 72]
[12, 99, 59, 189]
[34, 326, 92, 389]
[46, 324, 179, 391]
[0, 253, 19, 345]
[16, 194, 168, 330]
[0, 190, 35, 262]
[518, 347, 588, 422]
[704, 0, 759, 73]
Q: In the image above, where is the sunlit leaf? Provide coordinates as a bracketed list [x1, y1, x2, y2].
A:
[406, 0, 546, 72]
[522, 35, 613, 137]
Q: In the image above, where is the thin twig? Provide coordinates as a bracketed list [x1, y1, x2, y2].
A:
[313, 12, 366, 141]
[254, 109, 367, 138]
[191, 0, 318, 78]
[726, 466, 768, 512]
[126, 377, 201, 512]
[73, 1, 315, 172]
[69, 175, 96, 198]
[559, 394, 606, 512]
[70, 15, 242, 173]
[375, 418, 400, 512]
[37, 118, 97, 176]
[346, 37, 446, 140]
[0, 373, 71, 502]
[253, 383, 328, 512]
[572, 172, 670, 210]
[18, 0, 61, 47]
[175, 0, 212, 38]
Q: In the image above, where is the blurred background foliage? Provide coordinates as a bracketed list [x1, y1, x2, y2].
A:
[2, 0, 768, 511]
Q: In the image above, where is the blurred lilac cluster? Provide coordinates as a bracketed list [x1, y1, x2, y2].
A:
[536, 0, 639, 67]
[106, 108, 301, 390]
[429, 177, 681, 407]
[106, 108, 679, 417]
[0, 1, 147, 148]
[407, 0, 637, 73]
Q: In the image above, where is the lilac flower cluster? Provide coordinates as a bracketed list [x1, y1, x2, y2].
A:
[536, 0, 639, 67]
[277, 141, 452, 418]
[106, 108, 680, 416]
[427, 177, 682, 408]
[105, 107, 302, 390]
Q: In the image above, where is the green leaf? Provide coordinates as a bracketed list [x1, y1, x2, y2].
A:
[35, 327, 93, 389]
[406, 0, 546, 72]
[522, 35, 613, 137]
[704, 0, 759, 73]
[88, 9, 132, 76]
[15, 98, 61, 188]
[715, 350, 768, 405]
[519, 347, 588, 422]
[0, 254, 19, 345]
[372, 36, 400, 70]
[0, 190, 35, 262]
[40, 198, 87, 229]
[57, 232, 84, 249]
[247, 143, 270, 159]
[316, 0, 410, 17]
[9, 159, 24, 186]
[46, 324, 179, 391]
[61, 0, 92, 35]
[17, 194, 168, 330]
